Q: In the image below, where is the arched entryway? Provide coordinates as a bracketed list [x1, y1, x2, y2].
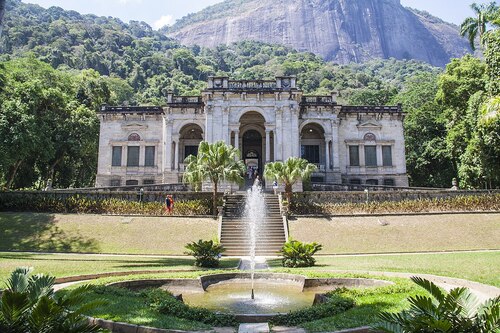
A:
[179, 124, 204, 169]
[300, 122, 329, 182]
[239, 111, 266, 187]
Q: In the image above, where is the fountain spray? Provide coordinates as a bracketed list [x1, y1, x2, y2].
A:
[245, 182, 265, 300]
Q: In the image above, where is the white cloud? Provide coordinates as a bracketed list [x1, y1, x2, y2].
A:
[153, 15, 174, 29]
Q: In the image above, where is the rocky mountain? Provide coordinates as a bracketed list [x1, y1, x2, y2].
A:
[168, 0, 471, 67]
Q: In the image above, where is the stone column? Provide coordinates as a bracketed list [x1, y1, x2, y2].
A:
[173, 137, 179, 171]
[325, 139, 330, 170]
[275, 107, 283, 161]
[234, 129, 240, 159]
[291, 107, 300, 157]
[332, 120, 340, 170]
[205, 105, 213, 142]
[377, 145, 383, 167]
[265, 129, 271, 163]
[165, 119, 173, 171]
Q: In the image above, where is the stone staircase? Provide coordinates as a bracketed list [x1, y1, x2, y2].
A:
[220, 193, 287, 256]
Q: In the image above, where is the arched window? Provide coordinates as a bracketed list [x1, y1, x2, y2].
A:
[128, 133, 141, 141]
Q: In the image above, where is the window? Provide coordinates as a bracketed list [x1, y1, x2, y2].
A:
[110, 179, 121, 186]
[382, 146, 392, 167]
[365, 145, 377, 167]
[349, 146, 360, 166]
[127, 146, 140, 167]
[366, 179, 379, 185]
[384, 179, 395, 186]
[112, 146, 122, 167]
[145, 146, 155, 167]
[349, 179, 361, 185]
[143, 179, 155, 185]
[126, 180, 139, 185]
[301, 145, 320, 164]
[184, 145, 198, 159]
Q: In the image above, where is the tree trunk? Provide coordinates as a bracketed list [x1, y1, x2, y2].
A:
[284, 183, 293, 204]
[5, 159, 22, 189]
[47, 156, 64, 185]
[212, 181, 218, 216]
[0, 0, 6, 39]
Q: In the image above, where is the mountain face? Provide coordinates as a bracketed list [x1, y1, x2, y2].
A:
[168, 0, 471, 67]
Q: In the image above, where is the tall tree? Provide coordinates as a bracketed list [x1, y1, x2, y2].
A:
[264, 157, 317, 203]
[183, 141, 246, 215]
[460, 2, 499, 50]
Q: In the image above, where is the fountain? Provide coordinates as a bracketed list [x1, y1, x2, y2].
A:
[244, 182, 266, 300]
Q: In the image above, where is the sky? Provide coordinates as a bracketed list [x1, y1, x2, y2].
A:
[21, 0, 497, 29]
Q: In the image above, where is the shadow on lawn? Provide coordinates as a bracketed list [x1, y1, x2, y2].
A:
[0, 213, 100, 253]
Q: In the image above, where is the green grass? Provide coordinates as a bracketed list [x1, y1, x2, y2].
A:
[289, 213, 500, 254]
[270, 251, 500, 287]
[0, 212, 218, 254]
[0, 252, 240, 284]
[75, 287, 213, 331]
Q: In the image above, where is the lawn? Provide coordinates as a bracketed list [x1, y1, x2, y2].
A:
[268, 251, 500, 287]
[1, 212, 498, 255]
[0, 252, 240, 283]
[289, 213, 500, 254]
[0, 212, 218, 254]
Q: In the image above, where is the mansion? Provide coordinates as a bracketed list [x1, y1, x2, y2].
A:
[96, 77, 409, 189]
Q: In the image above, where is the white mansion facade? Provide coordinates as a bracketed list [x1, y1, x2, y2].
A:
[96, 77, 409, 189]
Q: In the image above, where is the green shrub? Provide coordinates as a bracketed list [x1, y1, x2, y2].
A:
[144, 289, 238, 327]
[280, 239, 322, 268]
[270, 293, 355, 326]
[0, 192, 212, 215]
[184, 239, 225, 268]
[373, 277, 500, 333]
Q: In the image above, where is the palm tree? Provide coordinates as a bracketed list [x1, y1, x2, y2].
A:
[0, 0, 6, 39]
[0, 267, 103, 333]
[460, 2, 499, 50]
[183, 141, 246, 215]
[263, 157, 317, 203]
[374, 276, 500, 333]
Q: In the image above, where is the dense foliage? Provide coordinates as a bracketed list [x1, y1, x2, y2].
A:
[0, 0, 499, 189]
[145, 288, 238, 326]
[280, 239, 322, 268]
[270, 293, 355, 326]
[0, 192, 212, 215]
[290, 194, 500, 215]
[0, 267, 103, 333]
[374, 276, 500, 333]
[184, 239, 226, 268]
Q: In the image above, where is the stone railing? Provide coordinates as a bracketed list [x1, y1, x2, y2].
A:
[301, 96, 335, 105]
[227, 80, 277, 90]
[99, 105, 164, 114]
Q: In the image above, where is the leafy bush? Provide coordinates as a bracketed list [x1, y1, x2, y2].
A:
[280, 239, 322, 268]
[291, 194, 500, 215]
[373, 276, 500, 333]
[0, 267, 104, 332]
[144, 289, 238, 327]
[0, 192, 212, 215]
[185, 239, 225, 268]
[270, 293, 355, 326]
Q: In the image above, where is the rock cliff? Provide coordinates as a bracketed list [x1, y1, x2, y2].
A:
[168, 0, 471, 66]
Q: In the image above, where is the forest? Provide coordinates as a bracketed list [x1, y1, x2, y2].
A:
[0, 0, 498, 190]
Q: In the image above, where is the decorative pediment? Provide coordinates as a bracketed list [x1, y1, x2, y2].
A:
[121, 123, 149, 131]
[357, 119, 382, 129]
